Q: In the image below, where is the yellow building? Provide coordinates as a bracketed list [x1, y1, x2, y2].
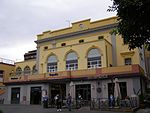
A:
[3, 17, 149, 106]
[0, 58, 15, 103]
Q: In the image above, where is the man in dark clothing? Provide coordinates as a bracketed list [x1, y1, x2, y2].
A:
[55, 94, 62, 111]
[67, 93, 72, 111]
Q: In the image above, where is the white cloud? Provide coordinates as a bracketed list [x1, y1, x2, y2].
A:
[0, 41, 36, 61]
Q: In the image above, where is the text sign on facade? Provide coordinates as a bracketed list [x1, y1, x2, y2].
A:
[49, 73, 58, 76]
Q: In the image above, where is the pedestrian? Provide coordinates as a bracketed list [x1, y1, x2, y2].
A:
[55, 94, 62, 111]
[66, 93, 72, 111]
[43, 93, 49, 108]
[77, 93, 82, 108]
[109, 94, 114, 108]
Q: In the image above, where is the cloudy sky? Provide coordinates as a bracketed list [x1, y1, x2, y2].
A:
[0, 0, 116, 62]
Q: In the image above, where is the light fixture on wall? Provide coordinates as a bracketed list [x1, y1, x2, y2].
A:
[92, 84, 95, 89]
[103, 85, 106, 89]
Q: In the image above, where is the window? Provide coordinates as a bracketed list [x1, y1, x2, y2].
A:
[119, 82, 127, 99]
[16, 67, 22, 76]
[24, 66, 31, 75]
[61, 43, 66, 46]
[0, 70, 4, 78]
[124, 58, 132, 65]
[66, 52, 78, 71]
[98, 36, 104, 40]
[44, 46, 48, 50]
[87, 48, 101, 69]
[32, 65, 37, 74]
[47, 55, 57, 72]
[79, 24, 84, 29]
[79, 39, 84, 43]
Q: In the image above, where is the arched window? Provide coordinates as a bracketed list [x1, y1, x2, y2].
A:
[24, 66, 31, 75]
[47, 55, 57, 72]
[32, 65, 37, 74]
[16, 67, 22, 76]
[87, 48, 101, 69]
[66, 52, 78, 70]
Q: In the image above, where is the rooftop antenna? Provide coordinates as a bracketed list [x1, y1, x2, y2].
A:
[66, 20, 71, 27]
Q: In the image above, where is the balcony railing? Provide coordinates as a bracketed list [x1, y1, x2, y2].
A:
[0, 57, 15, 65]
[4, 64, 144, 83]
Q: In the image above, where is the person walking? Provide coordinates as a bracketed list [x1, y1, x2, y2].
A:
[66, 93, 72, 111]
[55, 94, 62, 111]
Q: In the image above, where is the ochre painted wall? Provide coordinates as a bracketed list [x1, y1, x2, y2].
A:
[15, 59, 36, 72]
[38, 38, 111, 74]
[15, 16, 142, 75]
[115, 35, 140, 66]
[0, 64, 15, 83]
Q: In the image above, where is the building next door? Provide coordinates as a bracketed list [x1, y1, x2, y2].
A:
[75, 84, 91, 106]
[30, 87, 41, 104]
[11, 87, 20, 104]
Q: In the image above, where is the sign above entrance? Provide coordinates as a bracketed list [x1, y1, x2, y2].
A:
[49, 73, 58, 76]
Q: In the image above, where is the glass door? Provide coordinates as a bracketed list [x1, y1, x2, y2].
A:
[75, 84, 91, 101]
[30, 87, 41, 104]
[11, 87, 20, 104]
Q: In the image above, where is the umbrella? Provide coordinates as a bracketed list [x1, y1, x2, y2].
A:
[114, 78, 121, 106]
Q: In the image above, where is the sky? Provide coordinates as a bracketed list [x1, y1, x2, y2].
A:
[0, 0, 116, 62]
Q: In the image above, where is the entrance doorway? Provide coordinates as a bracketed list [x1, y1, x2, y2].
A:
[108, 82, 127, 99]
[108, 83, 115, 98]
[30, 87, 41, 104]
[49, 84, 66, 106]
[11, 87, 20, 104]
[75, 84, 91, 101]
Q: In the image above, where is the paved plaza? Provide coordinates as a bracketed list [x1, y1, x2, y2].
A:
[0, 105, 133, 113]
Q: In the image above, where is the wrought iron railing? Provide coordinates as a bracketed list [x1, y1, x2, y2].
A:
[47, 97, 138, 109]
[90, 97, 139, 110]
[0, 57, 15, 65]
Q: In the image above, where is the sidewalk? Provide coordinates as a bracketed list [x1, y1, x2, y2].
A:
[136, 108, 150, 113]
[0, 104, 133, 113]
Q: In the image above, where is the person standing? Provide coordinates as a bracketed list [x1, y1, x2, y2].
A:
[109, 94, 114, 108]
[77, 93, 82, 108]
[67, 93, 72, 111]
[43, 93, 49, 108]
[55, 94, 62, 111]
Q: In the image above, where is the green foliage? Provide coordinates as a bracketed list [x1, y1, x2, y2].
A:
[108, 0, 150, 49]
[0, 110, 3, 113]
[139, 93, 149, 103]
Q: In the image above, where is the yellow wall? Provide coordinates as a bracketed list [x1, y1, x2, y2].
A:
[38, 39, 110, 73]
[15, 16, 142, 76]
[0, 64, 15, 83]
[15, 59, 36, 72]
[116, 35, 140, 66]
[35, 16, 141, 74]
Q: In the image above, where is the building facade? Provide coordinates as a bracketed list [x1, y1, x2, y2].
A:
[0, 58, 15, 102]
[3, 17, 149, 105]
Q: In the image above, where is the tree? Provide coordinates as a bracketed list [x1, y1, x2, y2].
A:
[108, 0, 150, 50]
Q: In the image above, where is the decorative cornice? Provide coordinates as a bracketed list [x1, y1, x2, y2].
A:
[35, 23, 118, 44]
[120, 51, 135, 57]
